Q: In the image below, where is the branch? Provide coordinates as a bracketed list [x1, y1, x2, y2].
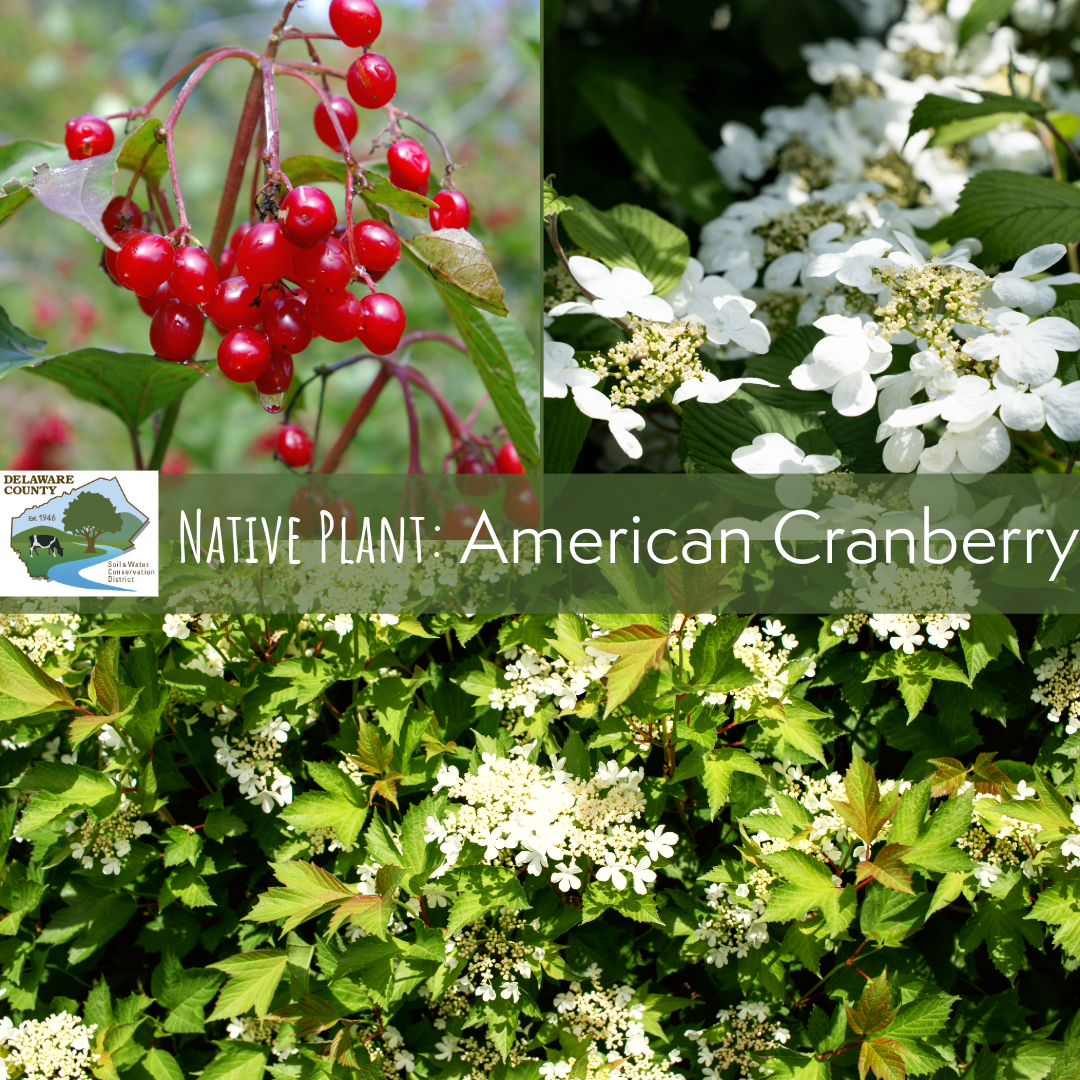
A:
[318, 367, 393, 473]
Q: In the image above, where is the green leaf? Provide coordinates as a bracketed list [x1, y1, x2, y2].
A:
[829, 754, 899, 847]
[162, 827, 204, 868]
[907, 92, 1043, 145]
[846, 970, 898, 1035]
[543, 176, 584, 219]
[959, 0, 1019, 46]
[430, 284, 539, 471]
[199, 1043, 270, 1080]
[127, 1048, 186, 1080]
[743, 326, 828, 413]
[0, 637, 74, 719]
[281, 791, 369, 850]
[332, 938, 406, 1006]
[950, 171, 1080, 266]
[151, 952, 224, 1034]
[855, 844, 914, 895]
[763, 849, 855, 936]
[959, 874, 1043, 979]
[0, 138, 69, 229]
[115, 117, 169, 186]
[244, 861, 356, 934]
[891, 783, 975, 874]
[543, 394, 592, 473]
[1028, 877, 1080, 961]
[959, 614, 1021, 681]
[865, 650, 969, 722]
[580, 880, 662, 925]
[27, 349, 201, 434]
[279, 155, 436, 218]
[405, 230, 509, 317]
[208, 951, 289, 1020]
[859, 1037, 907, 1080]
[701, 748, 764, 819]
[13, 761, 116, 803]
[0, 302, 47, 379]
[560, 198, 690, 294]
[598, 624, 668, 718]
[444, 865, 529, 936]
[883, 995, 957, 1041]
[574, 73, 728, 225]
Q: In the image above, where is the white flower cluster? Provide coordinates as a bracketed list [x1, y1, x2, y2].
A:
[0, 614, 80, 667]
[686, 1001, 790, 1080]
[224, 1017, 296, 1061]
[1032, 641, 1080, 733]
[704, 622, 816, 711]
[488, 644, 616, 716]
[542, 971, 681, 1080]
[62, 795, 152, 874]
[964, 784, 1044, 887]
[212, 716, 294, 813]
[1061, 803, 1080, 872]
[690, 881, 770, 968]
[428, 752, 676, 891]
[0, 1011, 98, 1080]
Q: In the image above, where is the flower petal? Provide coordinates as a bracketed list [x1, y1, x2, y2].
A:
[883, 427, 924, 473]
[831, 369, 877, 416]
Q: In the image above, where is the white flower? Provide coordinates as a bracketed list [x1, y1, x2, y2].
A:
[393, 1049, 415, 1073]
[890, 623, 924, 654]
[162, 614, 191, 639]
[627, 856, 657, 895]
[672, 372, 777, 406]
[737, 1001, 770, 1022]
[595, 760, 622, 788]
[516, 843, 550, 876]
[500, 980, 521, 1002]
[549, 256, 675, 323]
[552, 860, 582, 892]
[732, 432, 841, 477]
[328, 614, 353, 639]
[1062, 834, 1080, 859]
[423, 816, 447, 843]
[918, 416, 1011, 475]
[807, 237, 893, 291]
[974, 862, 1003, 889]
[961, 311, 1080, 387]
[570, 386, 646, 459]
[544, 340, 601, 399]
[989, 244, 1067, 309]
[101, 856, 122, 875]
[434, 1034, 459, 1061]
[433, 765, 460, 793]
[595, 852, 629, 891]
[790, 314, 893, 415]
[476, 983, 497, 1002]
[642, 826, 678, 861]
[1014, 779, 1036, 800]
[702, 295, 771, 353]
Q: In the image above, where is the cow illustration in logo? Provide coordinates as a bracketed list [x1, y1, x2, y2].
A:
[27, 534, 64, 558]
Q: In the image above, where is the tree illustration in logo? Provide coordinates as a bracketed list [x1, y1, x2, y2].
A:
[62, 491, 123, 555]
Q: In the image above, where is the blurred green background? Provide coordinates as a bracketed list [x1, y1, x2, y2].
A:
[0, 0, 541, 472]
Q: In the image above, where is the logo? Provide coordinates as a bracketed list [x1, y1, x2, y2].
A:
[2, 472, 158, 597]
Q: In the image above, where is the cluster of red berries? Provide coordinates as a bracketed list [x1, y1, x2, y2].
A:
[61, 0, 477, 475]
[442, 440, 537, 535]
[9, 414, 71, 470]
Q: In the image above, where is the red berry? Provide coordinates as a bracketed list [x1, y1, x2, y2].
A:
[356, 292, 405, 355]
[105, 227, 144, 284]
[353, 219, 400, 272]
[429, 190, 472, 231]
[138, 280, 174, 317]
[218, 327, 271, 382]
[218, 245, 237, 279]
[307, 291, 363, 342]
[456, 454, 497, 496]
[290, 486, 331, 536]
[346, 53, 397, 110]
[277, 424, 314, 468]
[116, 233, 176, 296]
[314, 93, 359, 150]
[265, 296, 313, 354]
[64, 114, 115, 160]
[279, 186, 338, 249]
[101, 195, 143, 234]
[28, 415, 70, 448]
[495, 442, 525, 474]
[387, 140, 430, 196]
[255, 348, 295, 395]
[292, 237, 352, 294]
[329, 0, 382, 46]
[150, 300, 205, 362]
[443, 503, 482, 542]
[205, 276, 264, 328]
[169, 246, 218, 306]
[237, 222, 298, 285]
[328, 498, 359, 539]
[503, 477, 540, 528]
[230, 222, 253, 250]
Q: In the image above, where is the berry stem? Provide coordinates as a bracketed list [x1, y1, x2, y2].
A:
[286, 28, 332, 94]
[209, 70, 264, 263]
[105, 48, 235, 122]
[398, 331, 468, 355]
[393, 367, 423, 473]
[319, 366, 393, 473]
[385, 105, 460, 187]
[260, 58, 290, 197]
[148, 400, 182, 472]
[310, 374, 329, 475]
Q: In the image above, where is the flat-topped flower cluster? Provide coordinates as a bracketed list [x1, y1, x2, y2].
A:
[427, 750, 677, 891]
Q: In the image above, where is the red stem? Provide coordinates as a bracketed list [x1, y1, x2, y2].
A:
[398, 331, 468, 355]
[319, 367, 393, 473]
[394, 367, 423, 473]
[105, 48, 235, 121]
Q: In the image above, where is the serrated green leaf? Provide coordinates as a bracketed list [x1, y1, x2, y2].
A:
[244, 861, 355, 934]
[208, 951, 288, 1021]
[701, 748, 764, 819]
